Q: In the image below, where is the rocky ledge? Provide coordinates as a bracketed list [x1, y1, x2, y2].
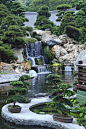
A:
[1, 97, 85, 129]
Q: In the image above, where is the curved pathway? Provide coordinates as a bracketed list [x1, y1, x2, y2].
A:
[1, 97, 85, 129]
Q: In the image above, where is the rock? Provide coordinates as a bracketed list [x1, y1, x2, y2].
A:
[59, 34, 78, 44]
[42, 34, 62, 46]
[51, 40, 85, 64]
[20, 61, 31, 71]
[0, 61, 31, 74]
[59, 53, 74, 64]
[33, 29, 51, 36]
[32, 29, 62, 46]
[13, 48, 24, 63]
[46, 38, 62, 47]
[51, 45, 67, 58]
[52, 58, 58, 64]
[15, 61, 31, 73]
[29, 70, 37, 77]
[0, 62, 15, 73]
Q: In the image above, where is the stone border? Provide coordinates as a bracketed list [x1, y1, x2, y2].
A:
[1, 97, 84, 129]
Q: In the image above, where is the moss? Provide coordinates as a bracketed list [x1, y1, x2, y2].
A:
[36, 58, 42, 65]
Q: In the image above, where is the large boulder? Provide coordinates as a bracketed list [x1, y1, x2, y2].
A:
[51, 45, 67, 58]
[59, 34, 78, 44]
[0, 62, 15, 73]
[0, 61, 31, 74]
[32, 29, 62, 46]
[51, 42, 85, 64]
[13, 48, 24, 63]
[15, 61, 31, 73]
[32, 29, 51, 36]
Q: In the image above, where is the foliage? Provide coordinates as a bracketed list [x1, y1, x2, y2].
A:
[52, 63, 62, 72]
[25, 26, 33, 32]
[27, 38, 36, 43]
[34, 5, 55, 31]
[46, 74, 63, 86]
[71, 101, 86, 128]
[76, 1, 86, 10]
[11, 2, 25, 17]
[19, 74, 31, 81]
[64, 25, 82, 41]
[24, 0, 84, 12]
[47, 83, 75, 116]
[36, 58, 42, 65]
[73, 71, 78, 77]
[1, 15, 28, 31]
[56, 2, 86, 43]
[44, 46, 54, 64]
[56, 4, 72, 22]
[6, 75, 31, 106]
[0, 37, 17, 63]
[56, 4, 72, 11]
[2, 25, 28, 47]
[0, 4, 10, 24]
[0, 1, 30, 63]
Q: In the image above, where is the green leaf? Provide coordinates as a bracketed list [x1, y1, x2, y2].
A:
[79, 113, 83, 117]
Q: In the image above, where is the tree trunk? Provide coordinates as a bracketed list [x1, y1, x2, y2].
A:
[13, 101, 16, 107]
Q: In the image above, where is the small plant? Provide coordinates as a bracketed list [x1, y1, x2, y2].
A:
[46, 74, 63, 86]
[73, 71, 78, 77]
[72, 102, 86, 128]
[52, 63, 62, 72]
[47, 83, 76, 116]
[6, 75, 31, 107]
[19, 74, 31, 81]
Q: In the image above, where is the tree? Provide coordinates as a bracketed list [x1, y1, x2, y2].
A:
[34, 5, 55, 31]
[0, 28, 17, 63]
[0, 4, 10, 25]
[47, 83, 75, 117]
[56, 4, 72, 11]
[76, 1, 86, 10]
[64, 25, 82, 41]
[3, 25, 28, 48]
[6, 74, 31, 108]
[1, 15, 29, 31]
[11, 2, 25, 17]
[28, 0, 81, 12]
[56, 4, 72, 21]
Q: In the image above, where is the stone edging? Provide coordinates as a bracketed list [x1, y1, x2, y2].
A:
[1, 97, 84, 129]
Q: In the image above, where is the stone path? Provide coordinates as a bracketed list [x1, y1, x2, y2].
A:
[1, 97, 85, 129]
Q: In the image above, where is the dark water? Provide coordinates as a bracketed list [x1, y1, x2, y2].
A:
[0, 71, 74, 129]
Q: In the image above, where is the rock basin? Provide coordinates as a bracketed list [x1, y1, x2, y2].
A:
[1, 97, 85, 129]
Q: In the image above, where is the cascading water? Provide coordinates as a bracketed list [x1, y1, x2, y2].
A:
[26, 41, 51, 73]
[26, 41, 45, 65]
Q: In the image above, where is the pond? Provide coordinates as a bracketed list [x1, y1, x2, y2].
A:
[0, 71, 74, 129]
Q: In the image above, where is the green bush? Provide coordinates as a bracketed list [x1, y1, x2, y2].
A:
[47, 83, 75, 116]
[64, 25, 82, 41]
[6, 74, 31, 107]
[27, 38, 36, 43]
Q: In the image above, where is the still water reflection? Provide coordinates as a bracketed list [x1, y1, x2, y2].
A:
[0, 72, 74, 129]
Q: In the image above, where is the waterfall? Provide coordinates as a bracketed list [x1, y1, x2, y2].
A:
[26, 46, 35, 65]
[26, 41, 44, 66]
[26, 41, 52, 73]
